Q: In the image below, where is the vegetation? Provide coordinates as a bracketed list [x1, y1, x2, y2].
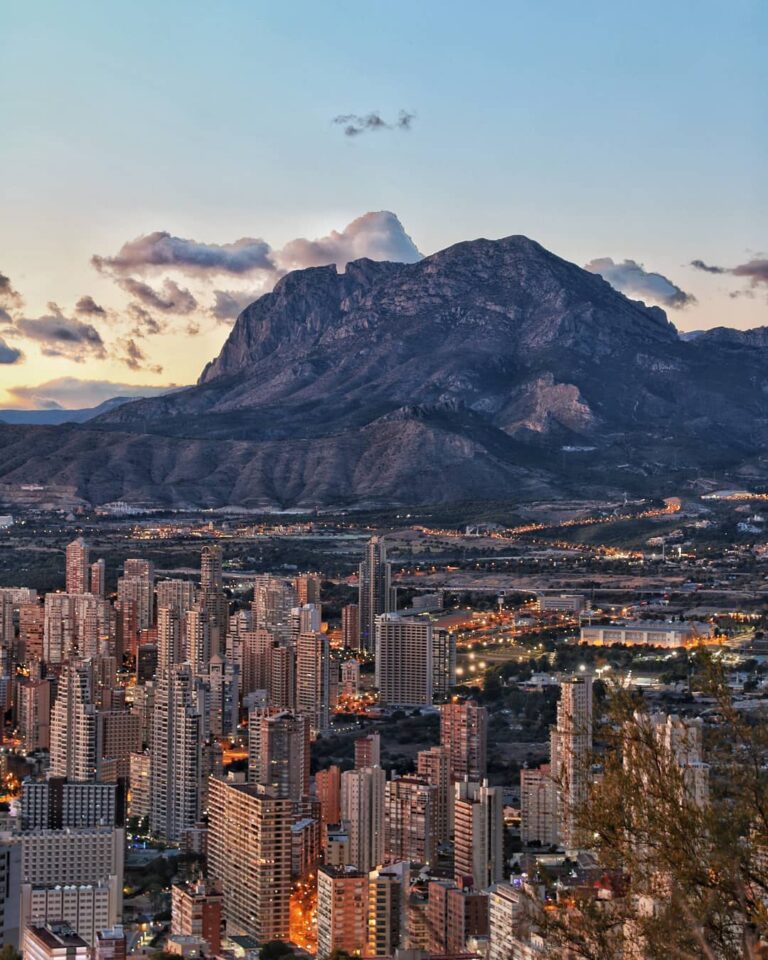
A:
[535, 662, 768, 959]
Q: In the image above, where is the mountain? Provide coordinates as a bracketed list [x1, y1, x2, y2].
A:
[0, 396, 144, 426]
[2, 234, 768, 510]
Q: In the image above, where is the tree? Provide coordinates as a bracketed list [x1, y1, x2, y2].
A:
[0, 947, 22, 960]
[259, 941, 295, 960]
[530, 662, 768, 959]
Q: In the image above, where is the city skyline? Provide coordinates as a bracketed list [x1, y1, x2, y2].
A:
[1, 1, 766, 408]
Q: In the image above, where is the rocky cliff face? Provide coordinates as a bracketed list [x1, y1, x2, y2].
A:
[2, 235, 768, 508]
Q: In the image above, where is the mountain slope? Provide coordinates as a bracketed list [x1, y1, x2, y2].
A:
[1, 235, 768, 509]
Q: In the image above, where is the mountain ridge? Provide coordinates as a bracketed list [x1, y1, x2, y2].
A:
[2, 233, 768, 509]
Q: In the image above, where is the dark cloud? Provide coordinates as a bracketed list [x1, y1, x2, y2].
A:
[114, 337, 163, 374]
[0, 336, 23, 364]
[691, 256, 768, 298]
[15, 303, 107, 361]
[75, 295, 107, 316]
[690, 259, 726, 275]
[732, 259, 768, 287]
[585, 257, 696, 309]
[93, 231, 275, 276]
[118, 277, 197, 314]
[333, 110, 415, 137]
[5, 377, 177, 410]
[126, 302, 163, 337]
[186, 320, 201, 336]
[210, 289, 258, 322]
[0, 308, 13, 326]
[0, 272, 23, 310]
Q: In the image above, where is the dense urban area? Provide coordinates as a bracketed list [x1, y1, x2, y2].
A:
[0, 490, 767, 959]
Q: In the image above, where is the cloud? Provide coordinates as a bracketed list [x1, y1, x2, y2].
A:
[114, 337, 163, 373]
[0, 337, 23, 364]
[690, 259, 726, 275]
[93, 231, 275, 276]
[691, 256, 768, 298]
[15, 303, 107, 361]
[0, 272, 23, 310]
[278, 211, 422, 272]
[75, 295, 107, 316]
[210, 289, 259, 322]
[118, 277, 197, 314]
[0, 308, 13, 326]
[126, 302, 163, 336]
[5, 377, 178, 410]
[333, 110, 415, 136]
[585, 257, 696, 309]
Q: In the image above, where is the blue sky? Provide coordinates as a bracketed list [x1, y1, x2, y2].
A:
[1, 0, 766, 406]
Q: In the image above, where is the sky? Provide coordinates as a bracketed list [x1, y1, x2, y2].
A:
[1, 0, 766, 408]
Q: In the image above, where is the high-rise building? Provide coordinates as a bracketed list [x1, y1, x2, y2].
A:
[156, 606, 182, 677]
[268, 642, 296, 711]
[296, 631, 330, 734]
[155, 579, 195, 621]
[90, 560, 106, 599]
[21, 779, 124, 830]
[294, 573, 321, 607]
[341, 604, 360, 650]
[150, 664, 204, 841]
[340, 659, 360, 698]
[200, 545, 228, 650]
[207, 655, 239, 737]
[24, 923, 90, 960]
[366, 861, 408, 957]
[315, 765, 341, 826]
[453, 779, 504, 890]
[520, 764, 559, 847]
[375, 613, 433, 707]
[17, 825, 124, 893]
[440, 700, 488, 783]
[253, 575, 296, 642]
[94, 926, 126, 960]
[426, 880, 489, 956]
[20, 602, 45, 661]
[116, 576, 153, 634]
[128, 753, 151, 821]
[20, 881, 118, 946]
[316, 866, 368, 959]
[384, 776, 437, 866]
[66, 538, 90, 595]
[97, 710, 141, 782]
[18, 678, 52, 752]
[207, 778, 292, 942]
[249, 710, 309, 801]
[0, 838, 21, 949]
[551, 676, 593, 849]
[171, 880, 223, 956]
[49, 661, 97, 782]
[341, 766, 386, 873]
[417, 745, 453, 845]
[355, 733, 381, 769]
[357, 537, 395, 653]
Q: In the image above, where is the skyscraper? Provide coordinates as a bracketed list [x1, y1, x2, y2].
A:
[375, 613, 433, 707]
[417, 745, 453, 844]
[341, 766, 386, 873]
[440, 700, 488, 783]
[207, 778, 292, 942]
[453, 779, 504, 890]
[49, 660, 97, 782]
[156, 606, 182, 676]
[65, 538, 90, 594]
[384, 776, 437, 866]
[296, 630, 330, 734]
[150, 664, 204, 841]
[551, 675, 593, 849]
[317, 866, 368, 960]
[90, 560, 106, 599]
[357, 537, 395, 653]
[249, 709, 309, 801]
